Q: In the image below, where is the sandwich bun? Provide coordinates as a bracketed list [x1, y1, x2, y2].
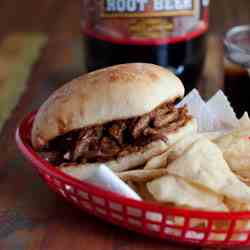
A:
[32, 63, 185, 149]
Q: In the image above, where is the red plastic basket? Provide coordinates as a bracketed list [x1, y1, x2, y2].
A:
[16, 112, 250, 247]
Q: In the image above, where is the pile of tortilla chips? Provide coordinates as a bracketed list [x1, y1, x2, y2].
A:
[117, 113, 250, 240]
[120, 113, 250, 214]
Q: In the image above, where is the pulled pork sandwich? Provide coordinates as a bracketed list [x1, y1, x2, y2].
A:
[31, 63, 197, 172]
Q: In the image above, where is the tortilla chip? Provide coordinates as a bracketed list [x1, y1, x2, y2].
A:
[200, 131, 224, 141]
[215, 127, 250, 174]
[145, 133, 204, 170]
[164, 117, 198, 144]
[144, 132, 221, 170]
[118, 169, 168, 182]
[147, 175, 228, 211]
[144, 150, 170, 170]
[61, 165, 95, 179]
[167, 138, 250, 204]
[166, 134, 205, 163]
[224, 198, 250, 212]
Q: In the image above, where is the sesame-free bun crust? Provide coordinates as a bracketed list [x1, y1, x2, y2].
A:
[32, 63, 184, 149]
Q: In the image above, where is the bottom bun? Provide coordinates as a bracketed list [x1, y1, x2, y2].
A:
[61, 140, 167, 176]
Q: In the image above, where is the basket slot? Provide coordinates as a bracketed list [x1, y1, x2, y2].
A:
[230, 232, 249, 242]
[141, 211, 164, 233]
[164, 227, 182, 237]
[183, 216, 208, 241]
[80, 200, 92, 210]
[65, 184, 74, 193]
[235, 219, 250, 233]
[188, 217, 208, 229]
[78, 191, 89, 201]
[146, 223, 160, 233]
[128, 218, 142, 227]
[111, 212, 123, 221]
[69, 195, 78, 203]
[48, 177, 72, 200]
[96, 207, 107, 216]
[209, 219, 230, 235]
[109, 202, 122, 213]
[185, 230, 205, 240]
[208, 232, 227, 241]
[92, 196, 105, 206]
[124, 206, 144, 228]
[63, 183, 81, 205]
[166, 214, 189, 227]
[127, 207, 142, 218]
[52, 177, 63, 188]
[145, 211, 162, 223]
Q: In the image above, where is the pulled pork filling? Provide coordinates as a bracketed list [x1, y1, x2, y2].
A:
[39, 103, 191, 165]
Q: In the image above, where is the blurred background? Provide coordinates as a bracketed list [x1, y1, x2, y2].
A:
[0, 0, 250, 132]
[0, 1, 249, 39]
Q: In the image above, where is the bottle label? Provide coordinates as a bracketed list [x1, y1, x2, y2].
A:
[82, 0, 209, 45]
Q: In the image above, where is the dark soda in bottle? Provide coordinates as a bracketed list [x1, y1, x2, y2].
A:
[82, 0, 209, 93]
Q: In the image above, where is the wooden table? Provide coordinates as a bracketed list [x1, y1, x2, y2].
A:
[1, 1, 250, 249]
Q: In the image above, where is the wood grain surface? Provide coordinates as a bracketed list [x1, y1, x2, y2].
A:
[0, 1, 250, 250]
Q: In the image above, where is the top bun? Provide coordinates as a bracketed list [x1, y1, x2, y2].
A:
[32, 63, 184, 149]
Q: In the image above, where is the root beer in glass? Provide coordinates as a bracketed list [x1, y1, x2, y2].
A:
[82, 0, 209, 93]
[224, 60, 249, 118]
[224, 25, 250, 117]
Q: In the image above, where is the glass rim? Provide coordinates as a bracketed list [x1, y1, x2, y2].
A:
[224, 25, 250, 55]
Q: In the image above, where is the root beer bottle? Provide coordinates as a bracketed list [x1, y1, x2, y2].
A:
[82, 0, 209, 93]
